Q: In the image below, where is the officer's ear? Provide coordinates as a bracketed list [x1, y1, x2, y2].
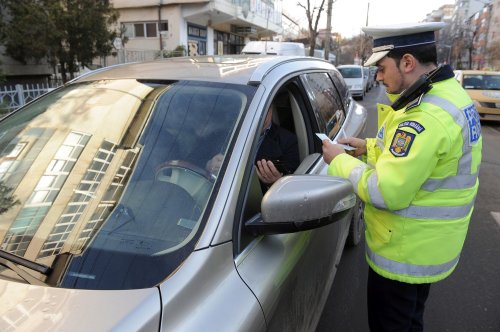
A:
[400, 54, 417, 74]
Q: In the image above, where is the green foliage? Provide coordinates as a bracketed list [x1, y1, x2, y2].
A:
[2, 0, 119, 81]
[159, 45, 187, 58]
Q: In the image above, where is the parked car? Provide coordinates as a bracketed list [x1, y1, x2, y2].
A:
[363, 67, 372, 91]
[454, 70, 500, 122]
[0, 55, 366, 331]
[337, 64, 366, 100]
[369, 66, 379, 87]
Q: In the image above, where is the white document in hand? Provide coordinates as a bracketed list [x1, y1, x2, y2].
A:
[315, 133, 356, 151]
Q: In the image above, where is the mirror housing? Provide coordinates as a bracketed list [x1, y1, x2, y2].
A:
[245, 175, 356, 235]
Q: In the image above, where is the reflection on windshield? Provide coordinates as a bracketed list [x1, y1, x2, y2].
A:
[0, 80, 253, 289]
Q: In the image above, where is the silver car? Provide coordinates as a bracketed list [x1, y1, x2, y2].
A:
[0, 55, 366, 331]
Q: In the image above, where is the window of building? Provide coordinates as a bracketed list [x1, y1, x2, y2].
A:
[214, 30, 245, 55]
[123, 21, 168, 39]
[188, 24, 208, 56]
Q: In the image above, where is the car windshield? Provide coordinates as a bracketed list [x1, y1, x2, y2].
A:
[0, 79, 254, 289]
[463, 74, 500, 90]
[338, 67, 362, 79]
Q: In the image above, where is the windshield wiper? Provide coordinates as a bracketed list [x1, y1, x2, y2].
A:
[0, 249, 50, 285]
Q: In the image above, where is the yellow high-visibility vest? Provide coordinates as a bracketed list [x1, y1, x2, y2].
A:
[329, 77, 482, 284]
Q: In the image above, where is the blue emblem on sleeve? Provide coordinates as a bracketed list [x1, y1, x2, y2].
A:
[463, 104, 481, 145]
[389, 129, 415, 157]
[377, 126, 385, 139]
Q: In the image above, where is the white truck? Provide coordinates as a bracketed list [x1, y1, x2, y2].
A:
[241, 41, 305, 56]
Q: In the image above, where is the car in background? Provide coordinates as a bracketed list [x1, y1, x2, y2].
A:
[454, 70, 500, 121]
[363, 67, 373, 92]
[241, 41, 305, 56]
[0, 55, 367, 331]
[369, 66, 379, 87]
[337, 64, 366, 100]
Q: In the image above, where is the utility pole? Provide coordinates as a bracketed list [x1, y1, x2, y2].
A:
[366, 1, 370, 26]
[324, 0, 334, 62]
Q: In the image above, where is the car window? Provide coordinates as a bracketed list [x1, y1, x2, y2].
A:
[0, 79, 255, 289]
[330, 70, 350, 109]
[301, 72, 346, 139]
[463, 74, 500, 90]
[337, 67, 362, 78]
[237, 79, 318, 252]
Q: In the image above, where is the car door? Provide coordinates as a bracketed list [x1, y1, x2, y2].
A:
[234, 73, 350, 331]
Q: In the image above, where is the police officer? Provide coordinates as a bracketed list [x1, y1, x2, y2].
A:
[322, 22, 482, 331]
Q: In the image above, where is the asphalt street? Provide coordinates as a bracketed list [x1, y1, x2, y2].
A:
[316, 84, 500, 332]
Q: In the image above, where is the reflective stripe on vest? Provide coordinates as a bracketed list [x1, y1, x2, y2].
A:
[393, 200, 475, 219]
[366, 244, 460, 277]
[422, 95, 474, 177]
[348, 163, 367, 192]
[367, 173, 387, 209]
[376, 139, 384, 151]
[421, 172, 478, 191]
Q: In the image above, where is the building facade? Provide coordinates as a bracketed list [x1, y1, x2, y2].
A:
[485, 0, 500, 69]
[103, 0, 283, 66]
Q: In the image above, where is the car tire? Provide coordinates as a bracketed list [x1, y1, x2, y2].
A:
[346, 196, 364, 246]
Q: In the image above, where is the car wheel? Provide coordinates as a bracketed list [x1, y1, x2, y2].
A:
[346, 196, 364, 246]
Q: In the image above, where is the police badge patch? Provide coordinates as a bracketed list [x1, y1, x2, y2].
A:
[390, 129, 415, 157]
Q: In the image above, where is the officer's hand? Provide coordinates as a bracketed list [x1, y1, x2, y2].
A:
[338, 137, 367, 157]
[256, 159, 283, 184]
[322, 140, 346, 164]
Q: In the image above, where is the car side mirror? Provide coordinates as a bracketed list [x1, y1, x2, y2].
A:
[245, 175, 356, 235]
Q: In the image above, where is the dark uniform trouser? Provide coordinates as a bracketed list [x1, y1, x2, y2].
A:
[367, 267, 431, 332]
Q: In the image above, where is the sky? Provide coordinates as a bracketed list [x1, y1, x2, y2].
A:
[286, 0, 455, 38]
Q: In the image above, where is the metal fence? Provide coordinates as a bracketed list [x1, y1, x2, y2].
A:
[0, 83, 61, 116]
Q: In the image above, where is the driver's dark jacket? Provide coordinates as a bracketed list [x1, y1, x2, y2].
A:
[256, 122, 300, 190]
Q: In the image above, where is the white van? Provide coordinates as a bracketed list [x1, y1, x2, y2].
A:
[337, 64, 366, 100]
[241, 41, 305, 56]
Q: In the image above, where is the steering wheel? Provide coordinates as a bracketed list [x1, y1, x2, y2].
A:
[155, 160, 214, 208]
[156, 160, 214, 181]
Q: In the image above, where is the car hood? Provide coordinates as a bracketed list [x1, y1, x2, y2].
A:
[0, 279, 161, 331]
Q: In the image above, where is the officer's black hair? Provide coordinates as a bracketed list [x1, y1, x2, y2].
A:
[386, 44, 438, 67]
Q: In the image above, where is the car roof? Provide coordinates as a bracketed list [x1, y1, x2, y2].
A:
[73, 55, 333, 86]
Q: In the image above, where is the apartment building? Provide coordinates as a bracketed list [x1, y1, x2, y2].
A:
[105, 0, 283, 66]
[485, 0, 500, 69]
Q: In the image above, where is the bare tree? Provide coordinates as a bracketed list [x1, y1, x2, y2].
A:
[297, 0, 326, 56]
[323, 0, 337, 61]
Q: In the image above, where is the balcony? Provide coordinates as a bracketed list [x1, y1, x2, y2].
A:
[184, 0, 283, 37]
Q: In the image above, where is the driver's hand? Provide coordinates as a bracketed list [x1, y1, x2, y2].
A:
[206, 153, 224, 174]
[256, 159, 283, 185]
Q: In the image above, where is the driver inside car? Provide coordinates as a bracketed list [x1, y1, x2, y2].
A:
[206, 102, 300, 192]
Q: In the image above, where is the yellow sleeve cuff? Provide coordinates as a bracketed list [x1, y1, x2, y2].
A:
[365, 138, 378, 166]
[327, 153, 364, 178]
